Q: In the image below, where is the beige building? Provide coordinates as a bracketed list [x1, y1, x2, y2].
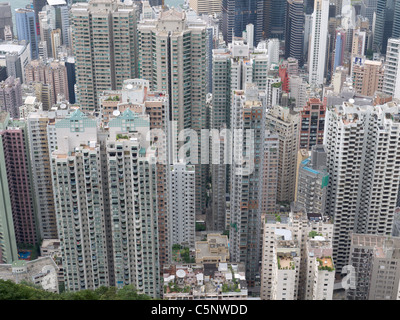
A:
[352, 60, 384, 97]
[265, 105, 300, 203]
[261, 131, 279, 213]
[25, 59, 69, 108]
[260, 208, 334, 300]
[189, 0, 222, 15]
[305, 238, 335, 300]
[195, 233, 230, 264]
[347, 234, 400, 300]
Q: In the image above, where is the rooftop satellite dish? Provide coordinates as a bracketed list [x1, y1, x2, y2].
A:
[126, 84, 133, 90]
[113, 110, 121, 117]
[60, 103, 66, 109]
[176, 269, 186, 278]
[349, 98, 355, 104]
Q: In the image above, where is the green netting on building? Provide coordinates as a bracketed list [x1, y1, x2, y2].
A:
[321, 174, 329, 188]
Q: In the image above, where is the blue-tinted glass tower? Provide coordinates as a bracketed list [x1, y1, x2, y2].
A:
[222, 0, 264, 45]
[15, 8, 38, 60]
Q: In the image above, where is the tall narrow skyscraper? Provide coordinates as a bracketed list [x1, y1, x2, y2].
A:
[265, 105, 300, 203]
[230, 83, 266, 290]
[0, 112, 18, 264]
[211, 41, 269, 231]
[15, 8, 39, 60]
[285, 0, 305, 66]
[51, 109, 110, 291]
[308, 0, 330, 86]
[0, 112, 38, 247]
[382, 38, 400, 100]
[138, 9, 208, 216]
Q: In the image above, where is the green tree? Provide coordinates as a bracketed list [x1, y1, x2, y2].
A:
[0, 279, 152, 300]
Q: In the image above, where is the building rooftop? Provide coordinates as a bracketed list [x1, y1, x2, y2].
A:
[47, 0, 67, 6]
[278, 256, 295, 270]
[0, 42, 26, 55]
[0, 257, 59, 292]
[195, 234, 229, 263]
[317, 257, 334, 270]
[163, 263, 247, 298]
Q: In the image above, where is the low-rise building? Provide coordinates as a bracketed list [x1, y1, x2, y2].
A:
[163, 262, 248, 300]
[0, 257, 59, 293]
[195, 234, 230, 264]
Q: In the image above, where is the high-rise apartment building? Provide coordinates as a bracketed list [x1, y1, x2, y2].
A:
[211, 41, 269, 131]
[0, 112, 17, 264]
[0, 112, 38, 246]
[71, 0, 138, 112]
[106, 108, 161, 298]
[98, 79, 170, 286]
[289, 75, 308, 111]
[296, 145, 329, 215]
[229, 84, 266, 289]
[138, 8, 208, 215]
[299, 98, 326, 150]
[0, 76, 22, 119]
[265, 105, 300, 203]
[347, 234, 400, 300]
[308, 0, 330, 86]
[261, 131, 279, 213]
[352, 60, 384, 97]
[324, 101, 400, 272]
[51, 109, 110, 291]
[210, 41, 269, 230]
[351, 28, 367, 57]
[382, 38, 400, 100]
[25, 59, 69, 106]
[169, 161, 196, 249]
[304, 235, 335, 300]
[27, 107, 70, 241]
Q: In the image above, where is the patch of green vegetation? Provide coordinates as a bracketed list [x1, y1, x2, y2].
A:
[0, 280, 152, 300]
[106, 95, 120, 101]
[116, 134, 129, 140]
[308, 231, 322, 238]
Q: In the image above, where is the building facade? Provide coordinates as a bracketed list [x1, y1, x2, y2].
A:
[324, 101, 400, 272]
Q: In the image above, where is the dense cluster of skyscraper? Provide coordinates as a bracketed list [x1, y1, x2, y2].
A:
[0, 0, 400, 301]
